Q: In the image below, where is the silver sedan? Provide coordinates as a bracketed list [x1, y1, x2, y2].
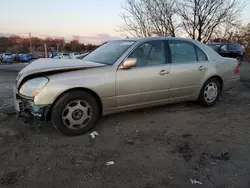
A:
[13, 37, 240, 135]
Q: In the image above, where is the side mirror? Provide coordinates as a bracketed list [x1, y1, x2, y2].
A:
[121, 58, 137, 69]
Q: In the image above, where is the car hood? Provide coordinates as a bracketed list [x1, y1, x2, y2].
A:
[17, 58, 106, 87]
[19, 58, 106, 75]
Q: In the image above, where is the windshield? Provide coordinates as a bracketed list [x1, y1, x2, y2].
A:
[83, 40, 135, 65]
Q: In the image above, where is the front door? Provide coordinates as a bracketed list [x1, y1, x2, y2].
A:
[116, 40, 171, 109]
[168, 40, 209, 101]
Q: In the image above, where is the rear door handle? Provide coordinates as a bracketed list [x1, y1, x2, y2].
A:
[159, 70, 169, 75]
[198, 66, 205, 70]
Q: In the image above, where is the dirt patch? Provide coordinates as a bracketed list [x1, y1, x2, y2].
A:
[0, 171, 19, 186]
[174, 141, 193, 162]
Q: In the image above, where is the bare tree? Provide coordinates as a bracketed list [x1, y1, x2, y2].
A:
[211, 22, 241, 42]
[118, 0, 179, 37]
[143, 0, 179, 37]
[119, 0, 153, 37]
[177, 0, 245, 43]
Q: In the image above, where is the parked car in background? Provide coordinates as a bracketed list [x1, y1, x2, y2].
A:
[0, 54, 3, 62]
[20, 54, 32, 62]
[14, 37, 240, 136]
[37, 52, 45, 58]
[2, 53, 15, 63]
[77, 52, 89, 59]
[69, 52, 81, 59]
[207, 43, 245, 65]
[14, 54, 21, 62]
[49, 53, 57, 58]
[2, 53, 13, 58]
[30, 52, 41, 60]
[54, 53, 69, 59]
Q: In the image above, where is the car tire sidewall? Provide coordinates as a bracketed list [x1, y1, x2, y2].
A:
[51, 91, 100, 136]
[198, 78, 220, 107]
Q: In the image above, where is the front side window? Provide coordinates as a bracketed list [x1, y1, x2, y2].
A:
[128, 40, 166, 66]
[84, 40, 135, 65]
[169, 41, 196, 63]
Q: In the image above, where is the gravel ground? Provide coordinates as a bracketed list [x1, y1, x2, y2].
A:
[0, 63, 250, 188]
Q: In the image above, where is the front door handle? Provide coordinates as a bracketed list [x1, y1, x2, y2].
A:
[159, 70, 169, 75]
[198, 66, 205, 70]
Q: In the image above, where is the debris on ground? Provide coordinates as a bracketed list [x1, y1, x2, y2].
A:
[190, 178, 202, 185]
[105, 161, 115, 166]
[211, 152, 230, 161]
[175, 142, 193, 162]
[182, 134, 192, 138]
[89, 131, 99, 139]
[198, 152, 208, 165]
[116, 123, 121, 132]
[124, 138, 135, 145]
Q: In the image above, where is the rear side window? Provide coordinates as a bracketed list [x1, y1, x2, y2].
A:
[196, 47, 208, 61]
[169, 40, 196, 63]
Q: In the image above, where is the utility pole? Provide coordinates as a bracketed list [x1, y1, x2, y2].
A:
[57, 43, 59, 54]
[29, 32, 32, 53]
[44, 44, 48, 58]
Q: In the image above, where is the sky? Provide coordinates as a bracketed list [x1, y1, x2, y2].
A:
[0, 0, 250, 44]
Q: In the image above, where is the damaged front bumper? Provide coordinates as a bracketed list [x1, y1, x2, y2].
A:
[13, 87, 50, 122]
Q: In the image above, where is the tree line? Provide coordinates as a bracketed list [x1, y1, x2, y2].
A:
[0, 36, 99, 54]
[119, 0, 250, 57]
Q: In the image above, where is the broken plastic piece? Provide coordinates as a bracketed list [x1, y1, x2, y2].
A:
[190, 178, 202, 184]
[105, 161, 115, 166]
[89, 131, 99, 139]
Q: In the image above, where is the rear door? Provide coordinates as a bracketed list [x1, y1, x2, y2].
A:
[168, 40, 209, 101]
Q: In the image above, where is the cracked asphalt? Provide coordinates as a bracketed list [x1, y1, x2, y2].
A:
[0, 63, 250, 187]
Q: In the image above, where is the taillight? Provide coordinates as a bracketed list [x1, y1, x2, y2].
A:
[234, 64, 240, 74]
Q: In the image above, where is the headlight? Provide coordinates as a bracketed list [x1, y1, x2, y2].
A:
[19, 77, 49, 97]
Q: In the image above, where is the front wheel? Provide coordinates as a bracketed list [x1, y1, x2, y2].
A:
[198, 78, 220, 107]
[51, 90, 100, 136]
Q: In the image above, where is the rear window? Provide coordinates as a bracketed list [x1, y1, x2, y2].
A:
[227, 44, 238, 50]
[207, 44, 221, 52]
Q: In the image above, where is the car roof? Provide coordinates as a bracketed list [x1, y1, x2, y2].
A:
[113, 37, 198, 43]
[207, 42, 240, 45]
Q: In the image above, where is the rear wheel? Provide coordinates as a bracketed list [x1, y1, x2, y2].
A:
[198, 78, 220, 107]
[51, 90, 100, 136]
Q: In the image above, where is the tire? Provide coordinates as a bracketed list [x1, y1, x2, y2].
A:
[198, 78, 220, 107]
[51, 90, 100, 136]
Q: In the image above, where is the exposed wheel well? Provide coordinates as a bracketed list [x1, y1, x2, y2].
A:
[46, 88, 103, 121]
